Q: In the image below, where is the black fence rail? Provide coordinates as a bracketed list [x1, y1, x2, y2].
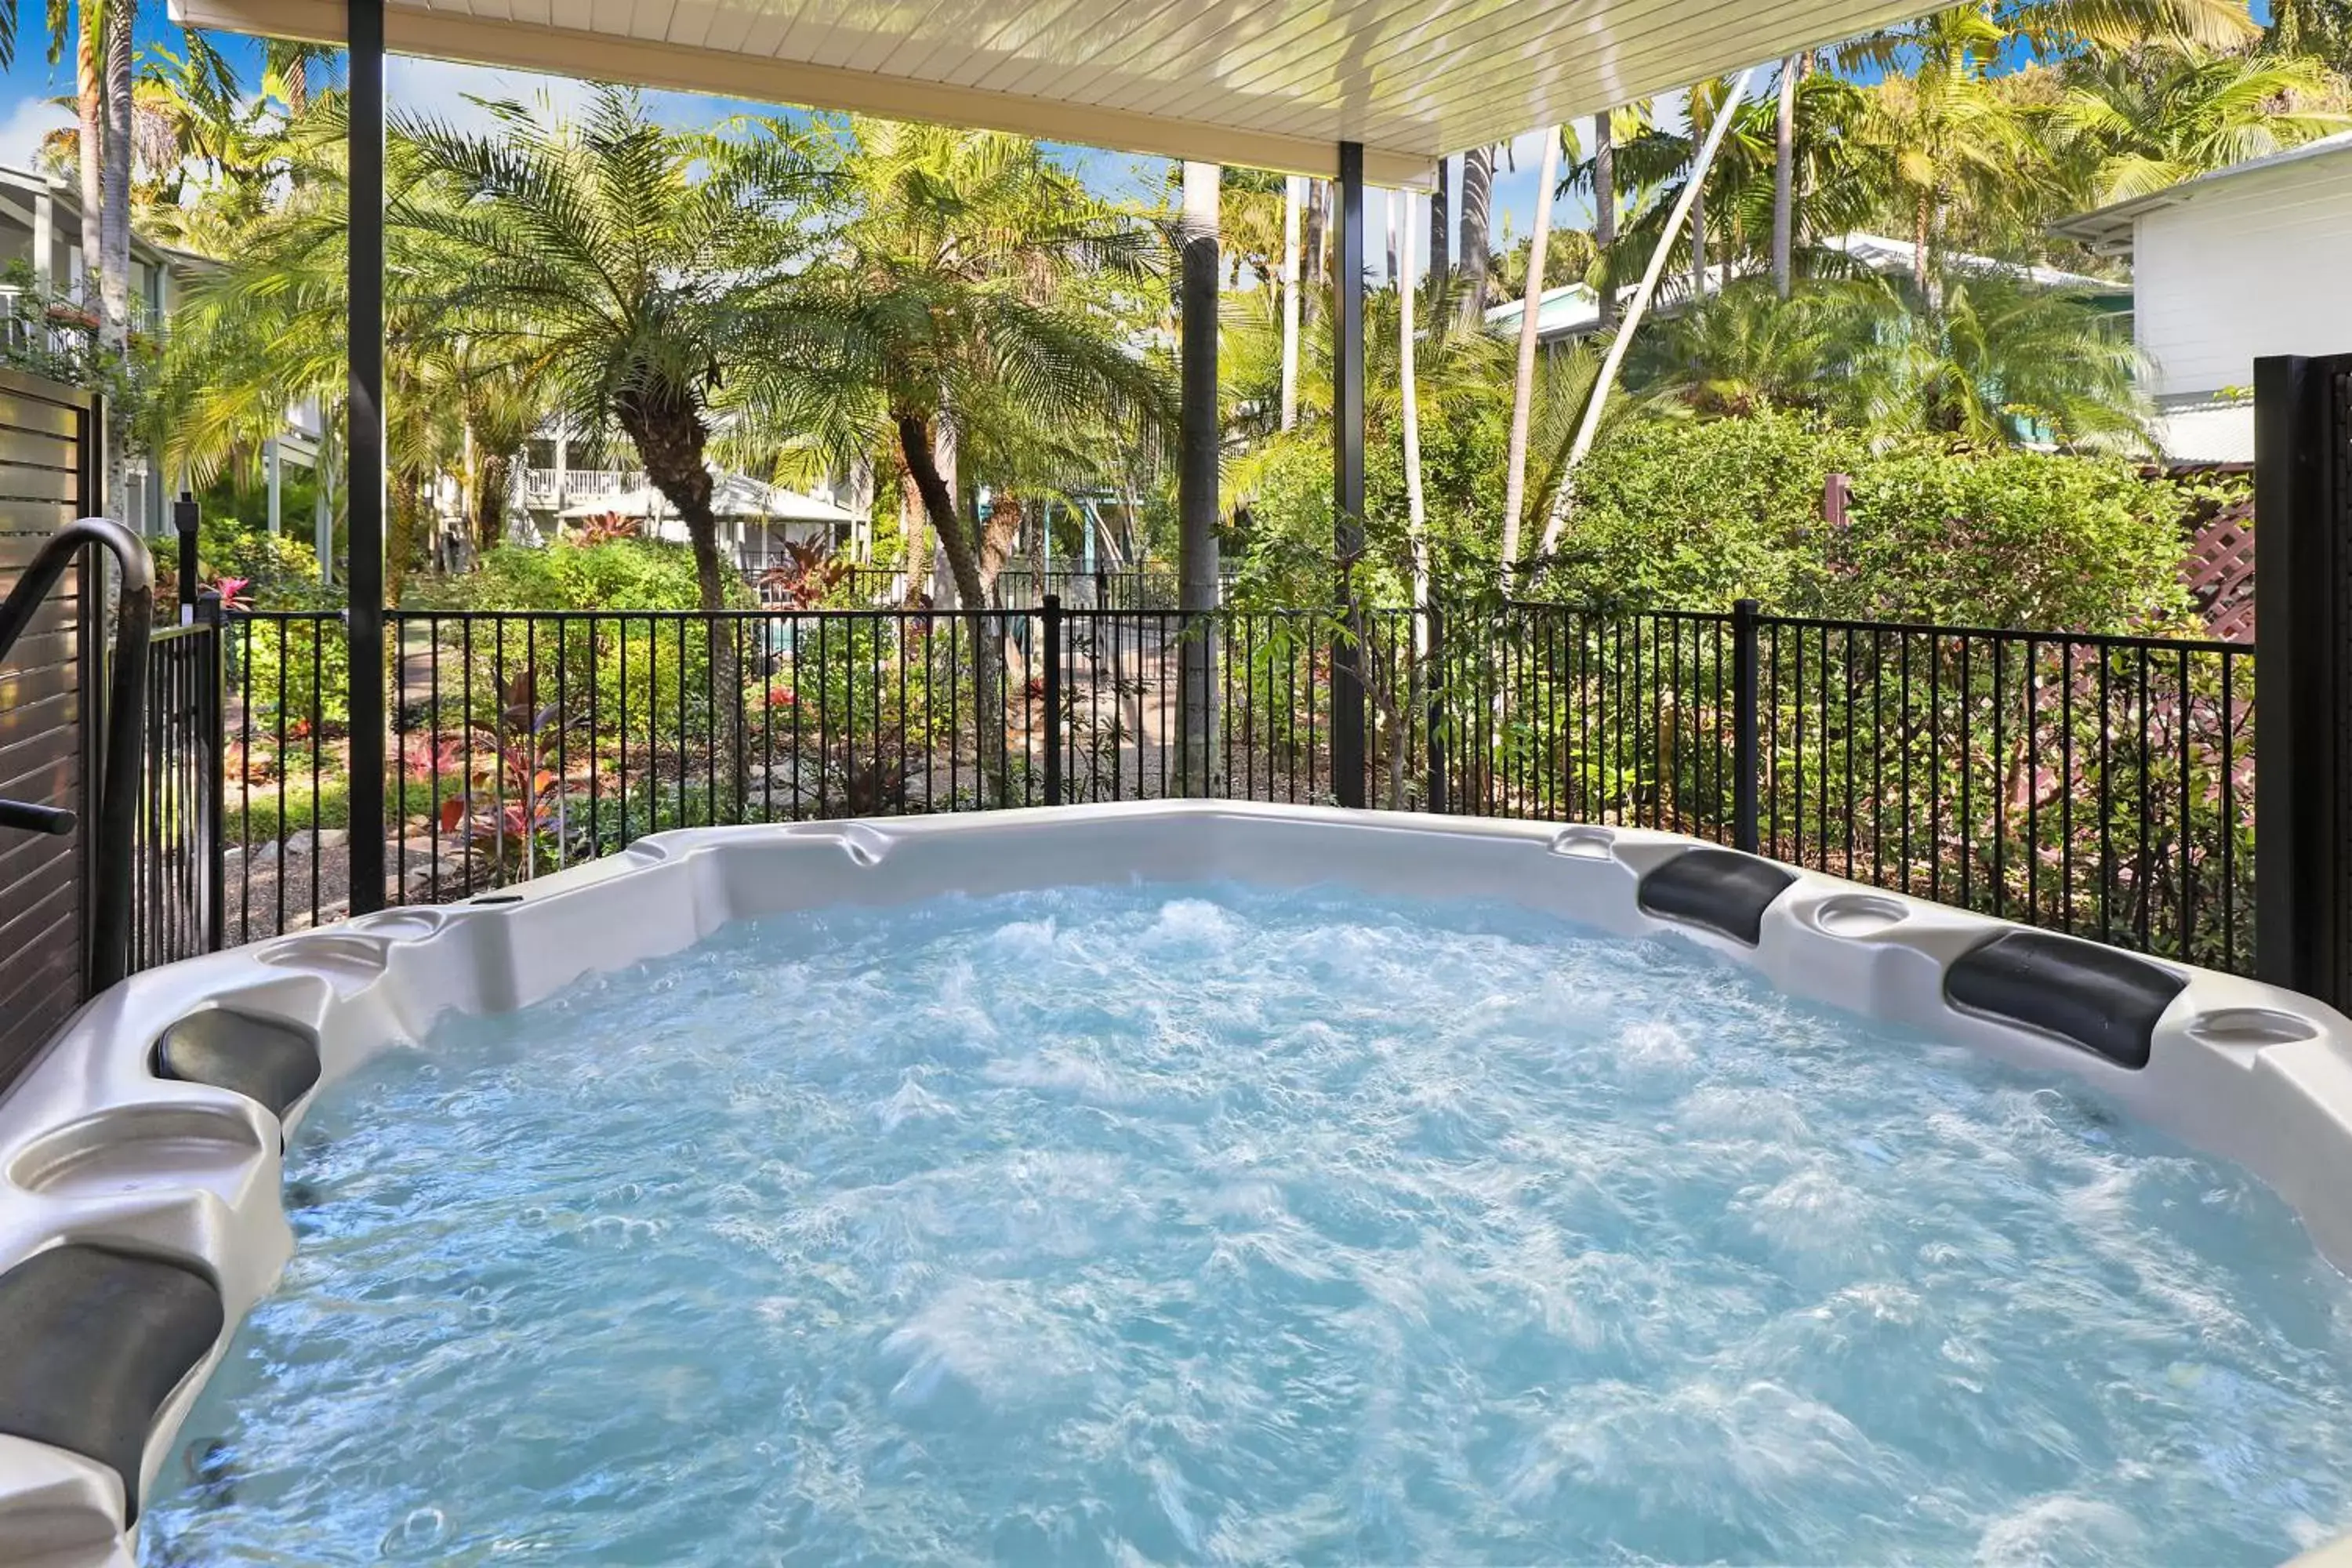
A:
[837, 565, 1191, 613]
[165, 598, 2256, 975]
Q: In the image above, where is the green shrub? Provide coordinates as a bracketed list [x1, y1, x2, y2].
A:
[416, 538, 728, 612]
[1542, 413, 2194, 633]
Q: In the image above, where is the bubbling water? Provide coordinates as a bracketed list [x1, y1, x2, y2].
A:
[141, 884, 2352, 1565]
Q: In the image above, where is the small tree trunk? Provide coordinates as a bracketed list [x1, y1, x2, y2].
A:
[99, 0, 130, 352]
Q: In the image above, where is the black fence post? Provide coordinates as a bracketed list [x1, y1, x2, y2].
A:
[200, 590, 227, 953]
[1424, 601, 1446, 815]
[1330, 140, 1368, 810]
[2255, 354, 2352, 1004]
[1733, 597, 1761, 854]
[1041, 595, 1063, 805]
[173, 492, 199, 624]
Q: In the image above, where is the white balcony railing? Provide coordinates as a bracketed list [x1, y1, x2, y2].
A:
[519, 467, 644, 508]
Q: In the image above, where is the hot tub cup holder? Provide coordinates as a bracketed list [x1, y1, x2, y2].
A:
[1548, 826, 1617, 860]
[1809, 894, 1911, 939]
[345, 909, 443, 941]
[6, 1105, 266, 1201]
[2186, 1007, 2321, 1049]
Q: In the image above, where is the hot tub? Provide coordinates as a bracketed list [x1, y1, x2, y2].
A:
[6, 800, 2352, 1564]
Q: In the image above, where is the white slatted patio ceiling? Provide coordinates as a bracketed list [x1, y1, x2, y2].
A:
[169, 0, 1934, 184]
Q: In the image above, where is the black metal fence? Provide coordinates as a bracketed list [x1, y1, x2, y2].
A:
[143, 596, 2256, 974]
[1438, 604, 2252, 973]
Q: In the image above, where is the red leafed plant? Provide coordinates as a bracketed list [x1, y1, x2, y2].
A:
[212, 576, 253, 610]
[757, 540, 848, 610]
[434, 668, 571, 880]
[565, 512, 637, 548]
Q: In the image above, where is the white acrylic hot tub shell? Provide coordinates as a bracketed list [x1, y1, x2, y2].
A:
[6, 800, 2352, 1565]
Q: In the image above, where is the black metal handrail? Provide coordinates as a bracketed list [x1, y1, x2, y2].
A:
[0, 517, 154, 992]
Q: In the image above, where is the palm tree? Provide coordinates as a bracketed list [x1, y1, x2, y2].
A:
[393, 89, 834, 613]
[786, 117, 1174, 618]
[2053, 47, 2348, 205]
[1840, 270, 2147, 447]
[1632, 278, 1864, 415]
[1853, 6, 2034, 292]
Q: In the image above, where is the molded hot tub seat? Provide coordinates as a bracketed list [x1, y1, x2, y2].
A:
[2, 800, 2350, 1566]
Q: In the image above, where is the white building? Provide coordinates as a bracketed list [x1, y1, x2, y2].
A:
[2052, 131, 2352, 464]
[0, 162, 219, 536]
[1483, 231, 2120, 344]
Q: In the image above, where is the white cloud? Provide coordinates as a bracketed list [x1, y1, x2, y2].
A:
[0, 96, 73, 176]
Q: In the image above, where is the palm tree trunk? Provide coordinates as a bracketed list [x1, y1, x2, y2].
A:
[99, 0, 129, 354]
[1178, 161, 1222, 794]
[1279, 175, 1303, 431]
[474, 450, 512, 557]
[1430, 156, 1451, 299]
[897, 413, 1004, 800]
[898, 463, 927, 605]
[1303, 179, 1327, 304]
[1457, 145, 1493, 327]
[1772, 56, 1798, 298]
[1594, 114, 1617, 330]
[1399, 191, 1430, 693]
[75, 4, 100, 303]
[388, 468, 423, 606]
[619, 393, 746, 815]
[1498, 126, 1561, 590]
[1689, 168, 1708, 302]
[1915, 191, 1932, 296]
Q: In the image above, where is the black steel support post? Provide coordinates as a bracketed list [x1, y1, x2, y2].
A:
[1732, 597, 1761, 854]
[1331, 142, 1367, 808]
[2255, 354, 2352, 1005]
[1041, 595, 1064, 805]
[173, 492, 198, 623]
[347, 0, 389, 914]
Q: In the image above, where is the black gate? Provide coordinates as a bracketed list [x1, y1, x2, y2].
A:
[129, 612, 223, 972]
